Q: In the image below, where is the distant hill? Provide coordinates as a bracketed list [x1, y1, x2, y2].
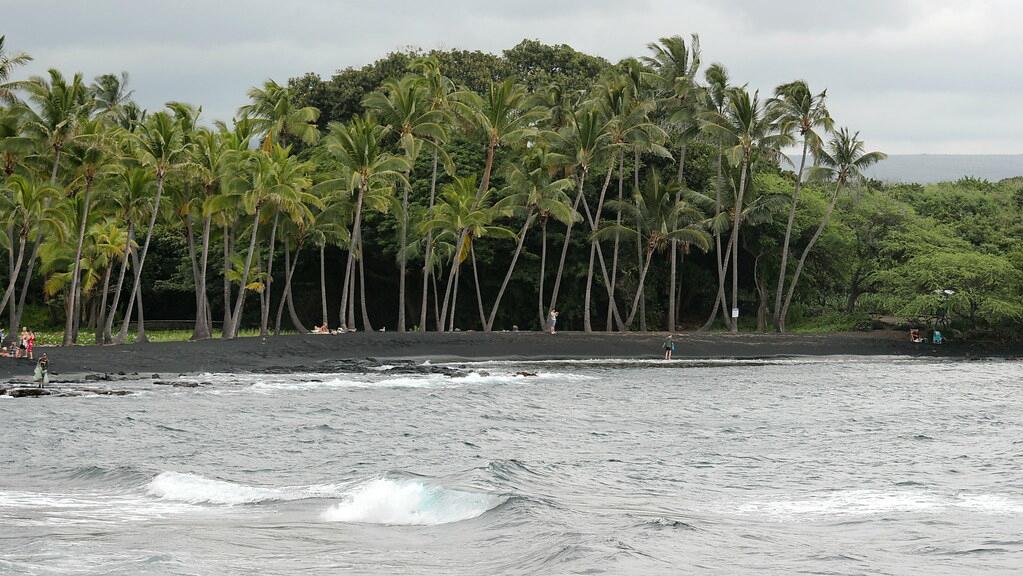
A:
[786, 154, 1023, 184]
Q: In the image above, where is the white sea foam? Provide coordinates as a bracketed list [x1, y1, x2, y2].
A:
[146, 471, 343, 505]
[321, 478, 505, 525]
[247, 370, 593, 392]
[737, 489, 1023, 517]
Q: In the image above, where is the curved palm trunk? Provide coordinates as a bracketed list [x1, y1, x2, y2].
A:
[357, 232, 372, 332]
[226, 208, 262, 339]
[0, 232, 26, 320]
[259, 210, 280, 336]
[634, 149, 647, 332]
[578, 193, 625, 331]
[274, 237, 305, 334]
[607, 152, 625, 331]
[420, 151, 439, 332]
[447, 263, 461, 331]
[548, 168, 587, 316]
[773, 139, 809, 332]
[470, 245, 486, 330]
[583, 163, 617, 332]
[625, 247, 655, 327]
[486, 213, 534, 331]
[728, 158, 750, 333]
[128, 247, 147, 343]
[700, 151, 727, 332]
[117, 172, 166, 345]
[319, 244, 328, 327]
[438, 230, 466, 332]
[63, 182, 93, 346]
[12, 239, 41, 343]
[103, 222, 133, 344]
[478, 140, 496, 199]
[778, 179, 844, 330]
[701, 233, 735, 331]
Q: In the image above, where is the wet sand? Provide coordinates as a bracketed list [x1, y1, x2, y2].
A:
[0, 330, 1015, 383]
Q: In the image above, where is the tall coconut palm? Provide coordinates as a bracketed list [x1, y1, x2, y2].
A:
[644, 34, 703, 330]
[0, 106, 33, 178]
[23, 69, 92, 183]
[116, 111, 189, 344]
[89, 217, 131, 345]
[777, 128, 885, 328]
[486, 149, 575, 331]
[101, 167, 152, 343]
[90, 72, 134, 121]
[598, 169, 711, 327]
[240, 79, 320, 151]
[317, 115, 408, 331]
[0, 175, 59, 322]
[62, 118, 114, 345]
[0, 36, 32, 103]
[770, 80, 833, 332]
[363, 75, 448, 332]
[699, 87, 791, 332]
[425, 174, 514, 331]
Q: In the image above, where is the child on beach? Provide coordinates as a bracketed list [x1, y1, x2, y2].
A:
[663, 335, 676, 360]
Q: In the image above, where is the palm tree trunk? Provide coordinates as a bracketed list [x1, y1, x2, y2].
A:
[12, 239, 40, 342]
[71, 283, 83, 343]
[549, 167, 587, 315]
[486, 213, 534, 331]
[339, 184, 367, 328]
[96, 262, 113, 345]
[64, 181, 93, 346]
[222, 224, 233, 336]
[634, 148, 647, 331]
[227, 208, 262, 339]
[779, 180, 844, 330]
[193, 214, 213, 340]
[103, 222, 133, 344]
[578, 193, 625, 331]
[700, 151, 728, 331]
[339, 249, 352, 329]
[625, 247, 655, 327]
[773, 139, 809, 332]
[728, 158, 750, 333]
[537, 218, 548, 329]
[420, 150, 439, 332]
[319, 244, 328, 326]
[398, 180, 409, 332]
[438, 230, 466, 331]
[754, 252, 768, 331]
[583, 163, 616, 332]
[478, 141, 496, 200]
[0, 232, 26, 320]
[470, 244, 486, 330]
[669, 144, 687, 331]
[183, 212, 201, 337]
[448, 264, 460, 331]
[431, 270, 440, 330]
[260, 210, 279, 336]
[118, 171, 166, 345]
[275, 237, 305, 334]
[128, 246, 147, 344]
[607, 151, 625, 331]
[357, 231, 372, 331]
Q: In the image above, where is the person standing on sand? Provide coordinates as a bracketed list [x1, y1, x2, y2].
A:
[546, 310, 559, 335]
[663, 334, 676, 360]
[27, 329, 35, 360]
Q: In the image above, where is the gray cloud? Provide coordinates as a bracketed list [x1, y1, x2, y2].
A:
[4, 0, 1018, 153]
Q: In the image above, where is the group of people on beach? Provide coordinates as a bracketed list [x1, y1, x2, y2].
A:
[0, 327, 36, 359]
[910, 328, 944, 344]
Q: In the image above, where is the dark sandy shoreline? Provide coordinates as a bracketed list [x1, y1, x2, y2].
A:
[0, 330, 1018, 384]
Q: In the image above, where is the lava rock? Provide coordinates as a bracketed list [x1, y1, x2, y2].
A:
[8, 388, 51, 398]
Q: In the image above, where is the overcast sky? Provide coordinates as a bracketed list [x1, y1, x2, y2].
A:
[4, 0, 1019, 154]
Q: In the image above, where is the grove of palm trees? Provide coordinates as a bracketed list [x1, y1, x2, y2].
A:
[2, 34, 1022, 346]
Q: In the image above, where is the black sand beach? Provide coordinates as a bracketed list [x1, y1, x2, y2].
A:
[0, 331, 1016, 383]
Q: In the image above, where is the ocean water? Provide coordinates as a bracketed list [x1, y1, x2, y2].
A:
[2, 357, 1022, 575]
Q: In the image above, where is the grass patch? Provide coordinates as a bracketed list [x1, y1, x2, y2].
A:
[31, 328, 298, 347]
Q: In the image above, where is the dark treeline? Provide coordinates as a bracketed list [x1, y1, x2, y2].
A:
[1, 35, 1021, 344]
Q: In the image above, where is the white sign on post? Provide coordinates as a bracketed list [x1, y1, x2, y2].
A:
[731, 307, 739, 319]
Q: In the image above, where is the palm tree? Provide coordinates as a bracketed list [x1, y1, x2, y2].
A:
[90, 72, 135, 121]
[777, 128, 885, 329]
[0, 36, 32, 103]
[101, 167, 152, 343]
[424, 174, 514, 331]
[63, 118, 114, 345]
[116, 111, 189, 344]
[240, 79, 320, 150]
[90, 217, 131, 345]
[485, 149, 575, 331]
[770, 80, 833, 332]
[699, 87, 791, 332]
[644, 34, 703, 330]
[23, 69, 92, 183]
[0, 175, 59, 321]
[363, 75, 448, 332]
[318, 115, 408, 331]
[411, 57, 456, 332]
[598, 169, 710, 328]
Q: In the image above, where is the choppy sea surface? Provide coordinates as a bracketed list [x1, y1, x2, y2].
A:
[2, 356, 1022, 575]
